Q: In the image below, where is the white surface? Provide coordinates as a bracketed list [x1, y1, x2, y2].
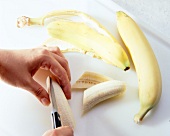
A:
[113, 0, 170, 40]
[0, 0, 170, 136]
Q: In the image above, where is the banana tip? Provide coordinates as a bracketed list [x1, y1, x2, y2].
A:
[124, 67, 130, 71]
[134, 107, 152, 124]
[134, 114, 142, 124]
[116, 11, 128, 17]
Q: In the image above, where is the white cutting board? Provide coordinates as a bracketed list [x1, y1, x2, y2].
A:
[0, 0, 170, 136]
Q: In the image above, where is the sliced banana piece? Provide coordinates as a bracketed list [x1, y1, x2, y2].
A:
[46, 77, 76, 129]
[72, 71, 112, 90]
[83, 80, 126, 114]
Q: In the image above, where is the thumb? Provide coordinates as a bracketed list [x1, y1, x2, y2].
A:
[27, 78, 50, 106]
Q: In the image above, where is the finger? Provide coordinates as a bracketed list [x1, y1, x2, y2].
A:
[51, 53, 71, 81]
[42, 126, 73, 136]
[47, 46, 65, 58]
[25, 77, 50, 106]
[41, 58, 71, 99]
[55, 126, 74, 136]
[41, 46, 65, 58]
[49, 61, 71, 99]
[40, 46, 71, 80]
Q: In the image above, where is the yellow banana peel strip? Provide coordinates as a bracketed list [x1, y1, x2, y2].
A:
[43, 38, 101, 59]
[17, 10, 130, 70]
[47, 20, 130, 69]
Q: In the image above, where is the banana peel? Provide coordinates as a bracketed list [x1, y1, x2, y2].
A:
[17, 10, 130, 71]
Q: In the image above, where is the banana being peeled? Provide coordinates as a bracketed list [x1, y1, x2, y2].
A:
[116, 11, 162, 123]
[71, 71, 112, 90]
[46, 77, 76, 129]
[17, 10, 130, 71]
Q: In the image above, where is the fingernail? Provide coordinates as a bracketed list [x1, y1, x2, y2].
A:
[41, 98, 50, 106]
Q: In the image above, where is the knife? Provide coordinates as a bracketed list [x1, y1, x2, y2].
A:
[46, 76, 62, 129]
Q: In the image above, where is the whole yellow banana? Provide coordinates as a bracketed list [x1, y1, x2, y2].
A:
[116, 11, 162, 123]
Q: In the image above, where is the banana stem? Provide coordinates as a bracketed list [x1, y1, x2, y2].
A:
[29, 17, 43, 25]
[17, 16, 43, 28]
[16, 10, 114, 39]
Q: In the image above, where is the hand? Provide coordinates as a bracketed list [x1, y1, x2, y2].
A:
[42, 126, 74, 136]
[0, 47, 71, 106]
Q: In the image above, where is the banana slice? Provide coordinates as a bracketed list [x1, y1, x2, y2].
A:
[83, 80, 126, 114]
[72, 71, 112, 90]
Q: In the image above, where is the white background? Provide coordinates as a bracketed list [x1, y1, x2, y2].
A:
[113, 0, 170, 40]
[0, 0, 170, 136]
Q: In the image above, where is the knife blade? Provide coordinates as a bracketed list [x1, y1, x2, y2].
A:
[46, 76, 61, 129]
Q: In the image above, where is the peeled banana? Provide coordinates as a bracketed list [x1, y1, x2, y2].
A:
[116, 11, 162, 123]
[71, 71, 112, 90]
[46, 77, 76, 129]
[83, 80, 126, 114]
[17, 10, 130, 71]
